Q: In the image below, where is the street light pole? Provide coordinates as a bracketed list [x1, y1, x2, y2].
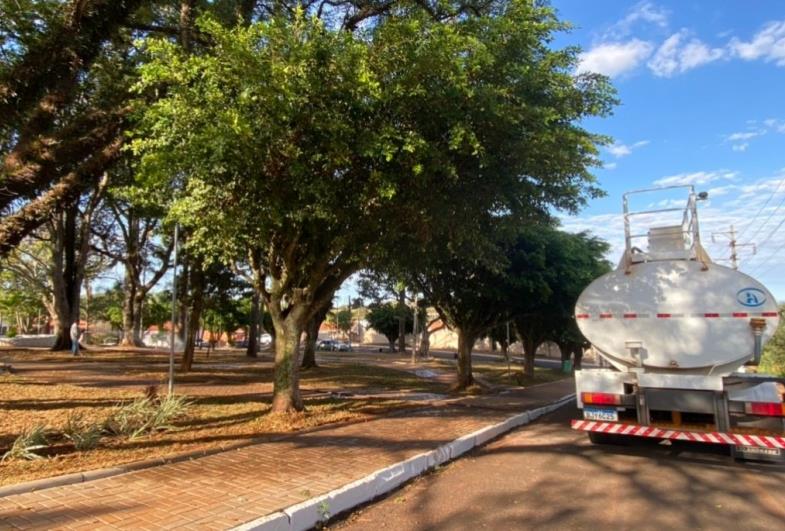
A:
[168, 224, 179, 396]
[411, 292, 418, 364]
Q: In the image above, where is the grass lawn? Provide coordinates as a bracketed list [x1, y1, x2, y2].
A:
[0, 348, 448, 487]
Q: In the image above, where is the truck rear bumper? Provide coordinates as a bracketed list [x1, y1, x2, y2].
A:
[571, 419, 785, 449]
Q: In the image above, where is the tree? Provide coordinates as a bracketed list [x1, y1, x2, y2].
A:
[132, 3, 615, 411]
[506, 226, 611, 377]
[91, 165, 173, 347]
[366, 303, 414, 352]
[760, 306, 785, 377]
[411, 242, 511, 389]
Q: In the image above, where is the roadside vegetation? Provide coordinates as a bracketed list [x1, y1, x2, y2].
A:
[2, 0, 609, 488]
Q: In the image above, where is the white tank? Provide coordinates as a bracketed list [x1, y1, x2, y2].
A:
[576, 260, 780, 375]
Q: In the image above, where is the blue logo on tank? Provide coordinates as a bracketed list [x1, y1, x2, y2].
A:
[736, 288, 766, 307]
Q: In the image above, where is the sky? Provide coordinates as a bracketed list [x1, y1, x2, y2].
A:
[543, 0, 785, 300]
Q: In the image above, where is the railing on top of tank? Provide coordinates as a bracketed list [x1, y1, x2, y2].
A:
[622, 185, 703, 257]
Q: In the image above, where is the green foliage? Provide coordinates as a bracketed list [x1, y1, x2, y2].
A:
[90, 283, 125, 329]
[366, 303, 413, 346]
[63, 413, 103, 451]
[104, 395, 190, 440]
[507, 225, 611, 349]
[1, 425, 48, 462]
[759, 306, 785, 377]
[330, 309, 353, 335]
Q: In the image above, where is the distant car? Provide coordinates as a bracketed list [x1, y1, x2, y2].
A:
[317, 339, 338, 351]
[336, 342, 352, 352]
[235, 339, 248, 348]
[259, 333, 273, 346]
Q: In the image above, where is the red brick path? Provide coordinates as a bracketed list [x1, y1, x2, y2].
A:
[0, 380, 574, 530]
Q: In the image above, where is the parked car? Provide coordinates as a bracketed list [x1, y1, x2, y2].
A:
[317, 339, 339, 351]
[335, 342, 352, 352]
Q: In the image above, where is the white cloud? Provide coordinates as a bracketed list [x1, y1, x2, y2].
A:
[605, 1, 669, 39]
[729, 20, 785, 66]
[648, 30, 724, 77]
[606, 140, 649, 158]
[727, 131, 763, 141]
[577, 40, 654, 78]
[732, 143, 749, 152]
[654, 170, 738, 187]
[763, 118, 785, 133]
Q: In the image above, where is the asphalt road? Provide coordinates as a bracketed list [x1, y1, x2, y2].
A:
[330, 403, 785, 531]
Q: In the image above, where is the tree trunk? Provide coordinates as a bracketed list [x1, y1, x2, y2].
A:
[301, 303, 331, 369]
[121, 280, 137, 346]
[522, 337, 537, 378]
[417, 326, 430, 357]
[388, 338, 396, 352]
[272, 316, 305, 412]
[246, 290, 260, 358]
[397, 289, 406, 354]
[573, 345, 584, 370]
[455, 328, 475, 390]
[180, 268, 204, 372]
[301, 318, 319, 369]
[51, 206, 83, 350]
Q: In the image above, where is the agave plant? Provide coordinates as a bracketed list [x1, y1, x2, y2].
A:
[63, 413, 103, 451]
[1, 425, 48, 462]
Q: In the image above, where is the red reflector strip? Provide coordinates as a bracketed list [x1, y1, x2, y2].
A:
[732, 312, 748, 318]
[581, 392, 621, 406]
[599, 313, 613, 319]
[576, 314, 590, 319]
[761, 312, 779, 317]
[623, 313, 637, 319]
[571, 420, 785, 449]
[704, 313, 720, 318]
[657, 313, 671, 318]
[745, 402, 785, 417]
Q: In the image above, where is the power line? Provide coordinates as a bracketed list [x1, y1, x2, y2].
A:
[736, 174, 785, 242]
[746, 216, 785, 275]
[743, 189, 785, 249]
[750, 236, 785, 278]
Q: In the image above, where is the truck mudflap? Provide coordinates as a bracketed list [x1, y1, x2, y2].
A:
[571, 419, 785, 450]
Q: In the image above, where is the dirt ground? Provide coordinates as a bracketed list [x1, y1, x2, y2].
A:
[0, 347, 453, 486]
[0, 346, 565, 487]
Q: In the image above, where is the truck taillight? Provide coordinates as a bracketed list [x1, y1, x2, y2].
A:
[744, 402, 785, 417]
[581, 392, 621, 406]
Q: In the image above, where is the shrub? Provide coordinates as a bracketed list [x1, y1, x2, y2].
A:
[63, 413, 103, 451]
[104, 394, 190, 439]
[1, 425, 48, 462]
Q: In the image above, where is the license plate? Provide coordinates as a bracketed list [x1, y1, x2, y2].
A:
[737, 446, 782, 457]
[584, 406, 618, 422]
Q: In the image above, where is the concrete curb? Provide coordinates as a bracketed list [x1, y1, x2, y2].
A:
[232, 393, 575, 531]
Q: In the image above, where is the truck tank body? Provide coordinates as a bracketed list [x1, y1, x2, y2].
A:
[575, 260, 780, 375]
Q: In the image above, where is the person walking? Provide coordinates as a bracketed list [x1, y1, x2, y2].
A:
[70, 321, 80, 356]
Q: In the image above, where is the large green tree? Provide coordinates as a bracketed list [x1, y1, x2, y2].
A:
[507, 226, 611, 377]
[132, 2, 614, 411]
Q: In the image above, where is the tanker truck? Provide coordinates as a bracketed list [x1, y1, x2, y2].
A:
[571, 185, 785, 461]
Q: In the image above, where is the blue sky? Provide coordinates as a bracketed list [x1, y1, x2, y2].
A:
[547, 1, 785, 299]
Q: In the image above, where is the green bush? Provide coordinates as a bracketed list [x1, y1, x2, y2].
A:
[1, 425, 48, 462]
[759, 306, 785, 377]
[5, 326, 17, 338]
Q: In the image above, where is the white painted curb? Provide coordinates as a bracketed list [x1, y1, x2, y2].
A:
[231, 393, 575, 531]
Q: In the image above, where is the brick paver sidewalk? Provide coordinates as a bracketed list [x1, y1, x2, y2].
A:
[0, 379, 574, 530]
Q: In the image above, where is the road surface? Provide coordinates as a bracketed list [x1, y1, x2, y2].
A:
[331, 404, 785, 530]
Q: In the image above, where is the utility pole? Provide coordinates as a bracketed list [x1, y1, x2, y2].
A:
[168, 224, 179, 396]
[409, 292, 418, 363]
[712, 225, 756, 270]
